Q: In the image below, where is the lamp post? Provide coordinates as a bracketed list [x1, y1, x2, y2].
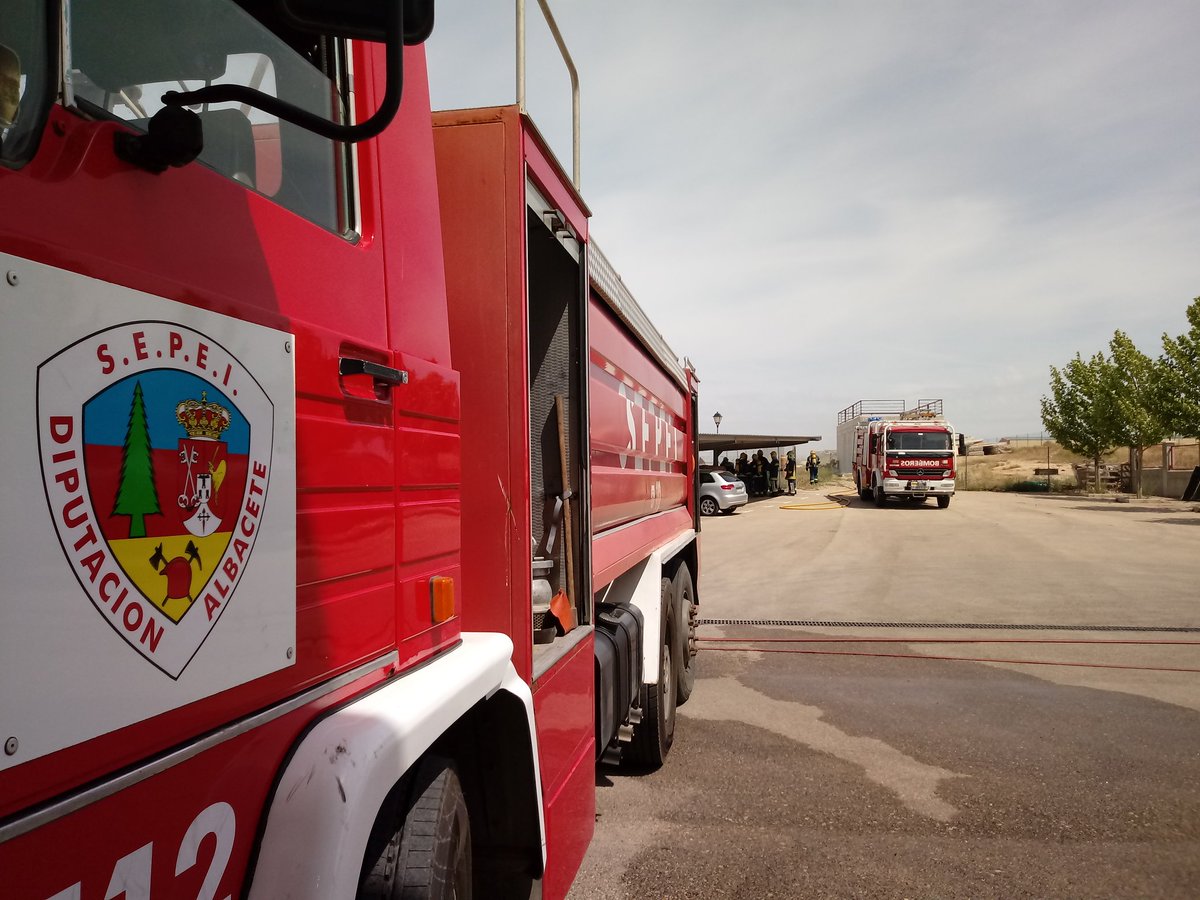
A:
[713, 411, 723, 434]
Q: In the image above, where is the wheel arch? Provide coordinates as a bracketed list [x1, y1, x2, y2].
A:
[662, 537, 698, 606]
[596, 530, 695, 686]
[245, 633, 545, 900]
[424, 688, 545, 890]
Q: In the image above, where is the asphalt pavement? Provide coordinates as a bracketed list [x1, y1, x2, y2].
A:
[567, 484, 1200, 899]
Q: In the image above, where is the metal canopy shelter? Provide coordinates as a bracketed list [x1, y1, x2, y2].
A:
[699, 433, 822, 455]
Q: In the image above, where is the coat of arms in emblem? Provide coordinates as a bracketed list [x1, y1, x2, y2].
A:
[82, 376, 250, 626]
[175, 391, 232, 538]
[38, 322, 274, 677]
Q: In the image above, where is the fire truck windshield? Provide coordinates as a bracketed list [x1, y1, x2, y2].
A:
[0, 1, 51, 168]
[886, 430, 951, 452]
[67, 0, 352, 233]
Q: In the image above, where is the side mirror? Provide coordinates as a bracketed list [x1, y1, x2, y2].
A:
[278, 0, 434, 44]
[0, 43, 20, 127]
[162, 0, 434, 144]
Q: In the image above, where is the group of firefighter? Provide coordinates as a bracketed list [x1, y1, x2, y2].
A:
[719, 449, 822, 496]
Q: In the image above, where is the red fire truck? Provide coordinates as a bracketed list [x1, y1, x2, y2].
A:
[0, 3, 700, 898]
[847, 402, 957, 508]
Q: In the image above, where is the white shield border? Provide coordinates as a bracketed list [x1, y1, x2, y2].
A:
[37, 320, 274, 679]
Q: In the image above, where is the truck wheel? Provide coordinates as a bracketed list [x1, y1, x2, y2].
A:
[937, 495, 951, 509]
[626, 578, 676, 768]
[360, 758, 472, 900]
[673, 564, 697, 706]
[699, 496, 718, 516]
[873, 482, 885, 506]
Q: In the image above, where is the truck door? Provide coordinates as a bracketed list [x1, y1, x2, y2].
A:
[0, 0, 398, 809]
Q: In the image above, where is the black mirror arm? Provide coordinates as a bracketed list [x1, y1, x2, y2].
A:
[160, 2, 403, 144]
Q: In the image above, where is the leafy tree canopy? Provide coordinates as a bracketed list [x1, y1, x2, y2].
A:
[1040, 351, 1121, 464]
[1160, 296, 1200, 438]
[1108, 330, 1168, 451]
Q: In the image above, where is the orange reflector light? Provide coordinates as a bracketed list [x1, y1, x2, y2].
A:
[430, 576, 456, 623]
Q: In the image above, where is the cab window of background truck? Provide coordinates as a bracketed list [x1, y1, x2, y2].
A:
[68, 0, 355, 234]
[0, 0, 52, 168]
[887, 431, 953, 451]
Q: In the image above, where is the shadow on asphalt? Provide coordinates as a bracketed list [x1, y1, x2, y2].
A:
[1015, 492, 1198, 509]
[846, 498, 946, 510]
[596, 761, 658, 784]
[1068, 503, 1196, 515]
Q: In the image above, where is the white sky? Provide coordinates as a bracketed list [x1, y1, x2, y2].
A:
[425, 1, 1200, 445]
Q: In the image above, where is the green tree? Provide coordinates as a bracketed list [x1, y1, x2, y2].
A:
[1108, 331, 1169, 498]
[113, 381, 161, 539]
[1160, 296, 1200, 439]
[1040, 352, 1121, 492]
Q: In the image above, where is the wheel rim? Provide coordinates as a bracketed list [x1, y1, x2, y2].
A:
[685, 591, 697, 661]
[662, 630, 675, 731]
[451, 814, 470, 899]
[700, 497, 716, 515]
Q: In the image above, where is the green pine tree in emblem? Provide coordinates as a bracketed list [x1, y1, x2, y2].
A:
[113, 381, 161, 539]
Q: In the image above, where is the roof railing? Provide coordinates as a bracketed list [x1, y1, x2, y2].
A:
[517, 0, 580, 190]
[837, 399, 945, 424]
[837, 400, 905, 425]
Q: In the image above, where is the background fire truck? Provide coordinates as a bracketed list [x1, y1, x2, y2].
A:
[0, 2, 699, 898]
[837, 400, 958, 507]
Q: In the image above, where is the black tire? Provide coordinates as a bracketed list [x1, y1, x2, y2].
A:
[360, 758, 472, 900]
[625, 578, 676, 768]
[699, 496, 718, 516]
[873, 482, 886, 506]
[937, 495, 951, 509]
[673, 564, 697, 706]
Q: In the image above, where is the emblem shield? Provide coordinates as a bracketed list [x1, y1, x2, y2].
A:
[38, 322, 272, 677]
[79, 375, 249, 625]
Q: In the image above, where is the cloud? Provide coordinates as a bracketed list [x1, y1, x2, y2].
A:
[427, 1, 1200, 442]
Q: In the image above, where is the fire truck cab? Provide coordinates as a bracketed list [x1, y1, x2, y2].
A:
[838, 401, 957, 508]
[0, 2, 699, 898]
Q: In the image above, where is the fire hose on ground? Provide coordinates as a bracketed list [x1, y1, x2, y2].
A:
[694, 620, 1200, 674]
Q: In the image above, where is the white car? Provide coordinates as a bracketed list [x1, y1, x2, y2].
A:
[699, 467, 748, 516]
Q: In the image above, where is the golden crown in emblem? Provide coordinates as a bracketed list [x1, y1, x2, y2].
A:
[176, 392, 232, 440]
